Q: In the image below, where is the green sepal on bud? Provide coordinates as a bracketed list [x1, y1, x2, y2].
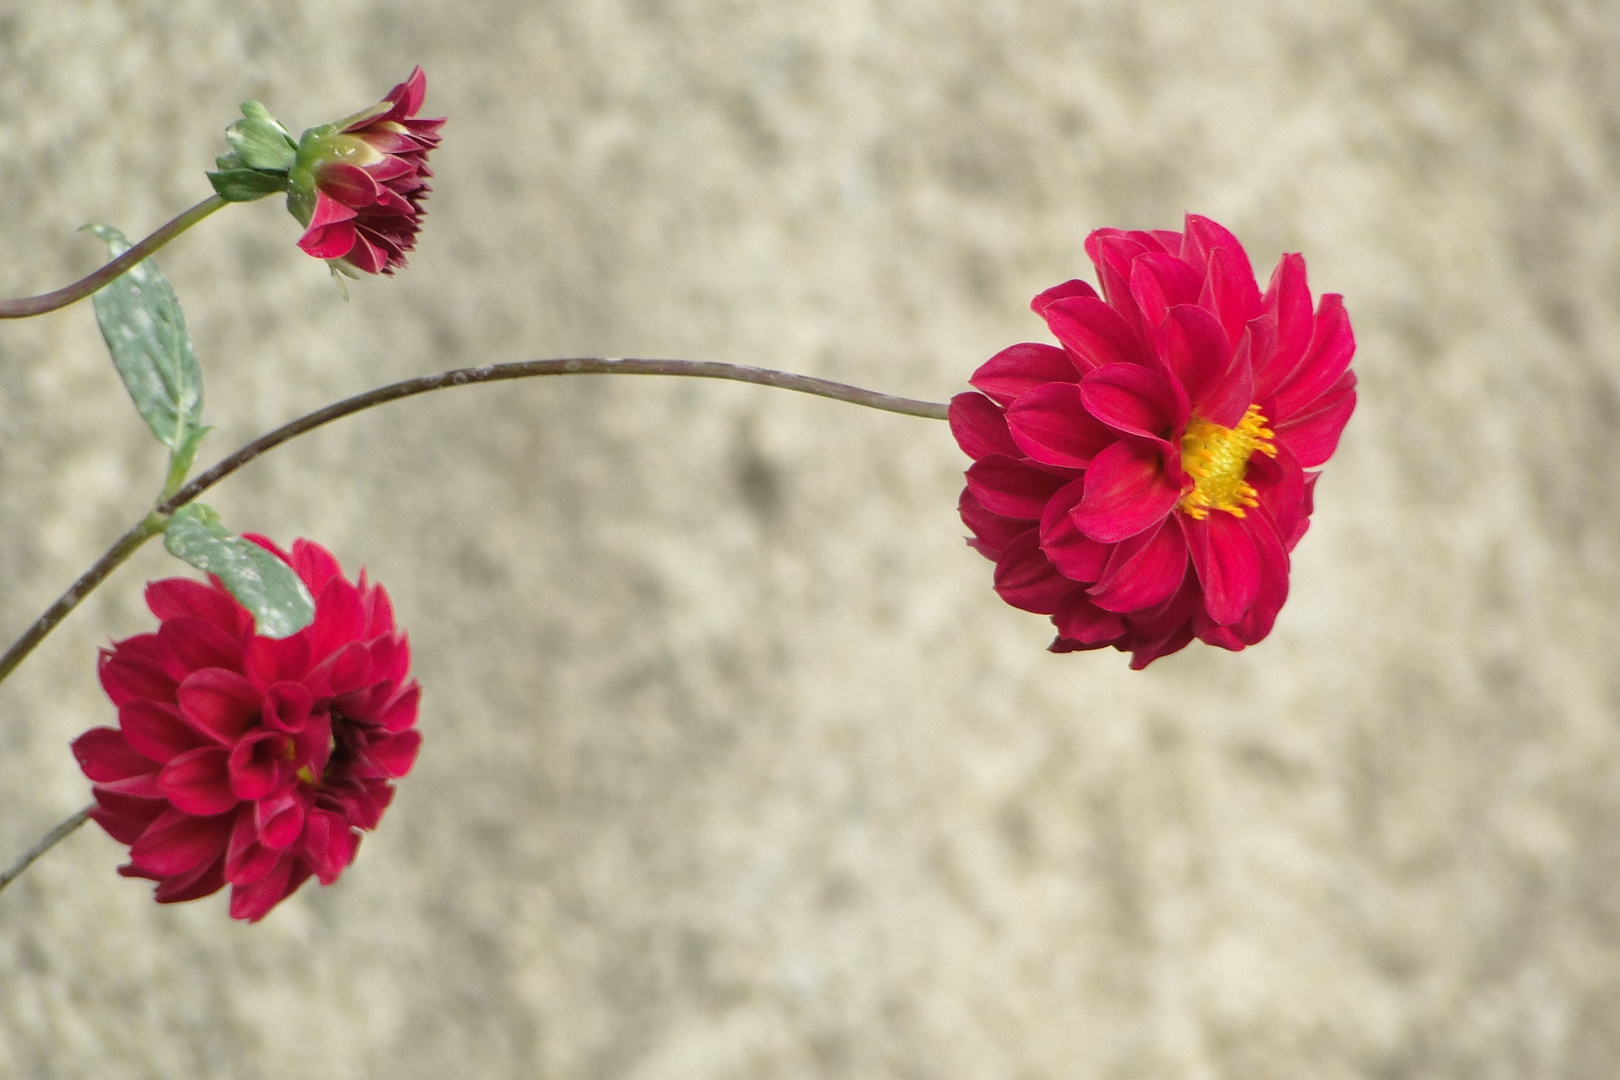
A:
[206, 101, 297, 203]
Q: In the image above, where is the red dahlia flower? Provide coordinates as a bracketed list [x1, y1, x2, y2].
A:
[72, 538, 421, 921]
[952, 214, 1356, 668]
[287, 66, 444, 275]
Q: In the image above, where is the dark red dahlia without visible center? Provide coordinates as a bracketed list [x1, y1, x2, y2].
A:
[951, 214, 1356, 668]
[72, 538, 421, 921]
[289, 66, 444, 275]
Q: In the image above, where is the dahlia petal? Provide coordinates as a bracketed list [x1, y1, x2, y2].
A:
[303, 808, 360, 885]
[313, 640, 376, 697]
[1274, 371, 1356, 469]
[226, 807, 284, 886]
[1222, 507, 1290, 647]
[958, 488, 1029, 559]
[1272, 293, 1354, 418]
[315, 161, 383, 208]
[98, 639, 176, 706]
[366, 729, 422, 779]
[1257, 253, 1313, 399]
[1072, 439, 1182, 544]
[71, 727, 154, 782]
[177, 668, 263, 744]
[1088, 515, 1189, 614]
[386, 66, 428, 120]
[993, 530, 1076, 614]
[1029, 278, 1099, 314]
[1162, 305, 1247, 427]
[291, 539, 343, 599]
[378, 682, 421, 734]
[158, 747, 238, 816]
[297, 219, 358, 260]
[244, 632, 313, 687]
[969, 343, 1081, 406]
[1186, 513, 1261, 626]
[88, 805, 158, 846]
[157, 616, 244, 681]
[1181, 215, 1254, 277]
[366, 634, 412, 694]
[305, 189, 359, 230]
[146, 578, 250, 638]
[1041, 296, 1144, 371]
[1052, 591, 1126, 645]
[1128, 252, 1203, 334]
[323, 781, 389, 830]
[1084, 230, 1154, 330]
[152, 853, 227, 904]
[228, 731, 296, 802]
[1039, 478, 1111, 582]
[262, 682, 315, 734]
[255, 790, 307, 851]
[1126, 623, 1197, 669]
[228, 857, 296, 922]
[1247, 443, 1307, 549]
[1195, 238, 1263, 347]
[965, 454, 1070, 521]
[91, 773, 166, 818]
[342, 232, 387, 275]
[1079, 364, 1187, 444]
[129, 807, 233, 877]
[362, 153, 417, 181]
[1007, 382, 1119, 468]
[293, 715, 334, 779]
[1149, 229, 1183, 254]
[949, 392, 1020, 461]
[362, 582, 398, 638]
[243, 533, 294, 565]
[1048, 636, 1110, 654]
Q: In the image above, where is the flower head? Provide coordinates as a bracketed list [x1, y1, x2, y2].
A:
[72, 538, 421, 921]
[286, 66, 444, 275]
[952, 215, 1356, 667]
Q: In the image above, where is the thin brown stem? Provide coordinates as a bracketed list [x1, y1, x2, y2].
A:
[0, 196, 228, 319]
[0, 807, 92, 895]
[0, 357, 948, 893]
[160, 357, 950, 513]
[0, 359, 945, 699]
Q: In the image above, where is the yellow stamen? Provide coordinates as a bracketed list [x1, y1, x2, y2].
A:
[1177, 404, 1277, 520]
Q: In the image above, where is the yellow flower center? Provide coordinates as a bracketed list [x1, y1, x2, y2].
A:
[1178, 404, 1277, 520]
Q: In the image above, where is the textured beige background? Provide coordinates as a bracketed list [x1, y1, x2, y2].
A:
[1, 0, 1619, 1076]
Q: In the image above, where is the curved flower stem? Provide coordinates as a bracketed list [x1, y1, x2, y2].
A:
[0, 806, 92, 895]
[0, 359, 945, 696]
[161, 357, 949, 514]
[0, 358, 947, 890]
[0, 196, 228, 319]
[0, 512, 169, 689]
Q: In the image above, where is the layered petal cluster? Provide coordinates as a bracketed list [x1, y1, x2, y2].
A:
[288, 67, 444, 275]
[953, 215, 1356, 667]
[73, 538, 421, 921]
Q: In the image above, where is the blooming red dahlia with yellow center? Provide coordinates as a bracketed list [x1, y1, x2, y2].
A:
[288, 66, 444, 275]
[72, 538, 421, 921]
[952, 215, 1356, 668]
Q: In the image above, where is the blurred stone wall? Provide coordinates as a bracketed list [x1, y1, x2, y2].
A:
[2, 0, 1619, 1076]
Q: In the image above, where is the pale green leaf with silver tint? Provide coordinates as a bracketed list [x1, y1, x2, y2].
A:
[163, 504, 315, 639]
[86, 225, 205, 457]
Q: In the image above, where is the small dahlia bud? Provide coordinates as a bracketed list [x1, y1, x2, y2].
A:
[284, 66, 444, 276]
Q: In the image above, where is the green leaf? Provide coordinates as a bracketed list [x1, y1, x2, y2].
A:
[225, 101, 297, 172]
[86, 225, 205, 458]
[163, 505, 315, 639]
[206, 167, 289, 202]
